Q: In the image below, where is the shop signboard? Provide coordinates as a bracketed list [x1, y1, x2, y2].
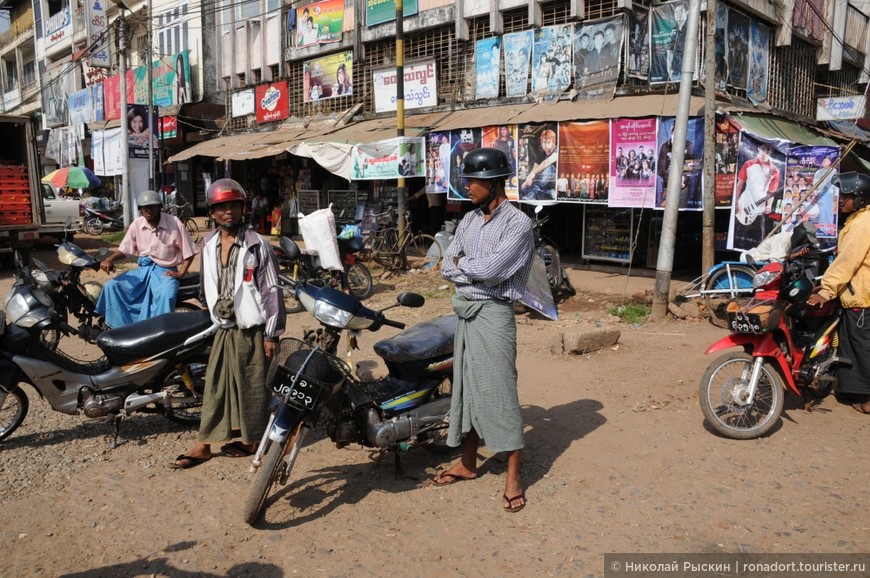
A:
[372, 60, 437, 113]
[84, 0, 110, 68]
[297, 190, 321, 215]
[296, 0, 344, 47]
[255, 81, 290, 124]
[366, 0, 418, 27]
[232, 89, 255, 118]
[816, 96, 866, 121]
[304, 51, 354, 102]
[351, 137, 425, 180]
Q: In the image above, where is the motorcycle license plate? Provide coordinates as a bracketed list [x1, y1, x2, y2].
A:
[273, 376, 321, 410]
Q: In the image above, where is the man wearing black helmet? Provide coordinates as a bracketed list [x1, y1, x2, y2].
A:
[173, 178, 286, 469]
[807, 172, 870, 414]
[437, 148, 534, 513]
[95, 189, 197, 328]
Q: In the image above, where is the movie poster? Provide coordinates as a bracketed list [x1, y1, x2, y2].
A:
[727, 9, 750, 89]
[714, 116, 740, 207]
[475, 37, 501, 100]
[516, 122, 559, 202]
[531, 25, 572, 97]
[727, 132, 789, 251]
[747, 20, 771, 104]
[557, 121, 610, 204]
[447, 128, 482, 201]
[573, 15, 625, 100]
[784, 146, 840, 238]
[504, 31, 533, 97]
[426, 131, 451, 194]
[625, 7, 650, 80]
[481, 125, 519, 201]
[655, 116, 705, 210]
[713, 3, 729, 91]
[650, 0, 695, 84]
[610, 117, 658, 208]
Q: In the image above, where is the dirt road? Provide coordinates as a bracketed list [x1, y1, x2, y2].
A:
[0, 240, 868, 577]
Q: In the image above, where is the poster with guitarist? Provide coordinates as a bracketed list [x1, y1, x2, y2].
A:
[728, 133, 787, 251]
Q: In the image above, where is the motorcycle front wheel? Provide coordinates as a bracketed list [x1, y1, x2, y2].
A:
[243, 422, 305, 525]
[159, 359, 207, 425]
[343, 262, 373, 299]
[699, 351, 784, 439]
[84, 218, 104, 236]
[0, 384, 29, 442]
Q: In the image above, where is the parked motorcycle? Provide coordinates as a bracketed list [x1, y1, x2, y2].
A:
[698, 223, 841, 439]
[242, 282, 454, 524]
[0, 251, 215, 446]
[82, 202, 124, 235]
[30, 241, 202, 346]
[532, 205, 575, 301]
[275, 235, 374, 314]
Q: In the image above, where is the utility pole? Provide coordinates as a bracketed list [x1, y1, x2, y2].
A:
[147, 0, 155, 191]
[395, 0, 406, 240]
[119, 12, 133, 227]
[651, 0, 702, 321]
[701, 0, 717, 272]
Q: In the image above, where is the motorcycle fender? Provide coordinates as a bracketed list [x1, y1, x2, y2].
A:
[268, 403, 306, 443]
[704, 333, 800, 395]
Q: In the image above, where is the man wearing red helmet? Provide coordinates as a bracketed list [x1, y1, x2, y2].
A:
[437, 148, 534, 513]
[173, 178, 286, 469]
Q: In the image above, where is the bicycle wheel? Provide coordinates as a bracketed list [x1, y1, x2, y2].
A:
[279, 270, 304, 314]
[704, 265, 756, 328]
[371, 229, 402, 270]
[404, 233, 441, 271]
[184, 218, 200, 243]
[242, 423, 305, 525]
[343, 262, 373, 299]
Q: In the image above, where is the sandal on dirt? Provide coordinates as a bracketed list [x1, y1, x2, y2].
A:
[852, 402, 870, 415]
[502, 492, 526, 513]
[171, 454, 211, 469]
[432, 472, 476, 486]
[221, 441, 255, 457]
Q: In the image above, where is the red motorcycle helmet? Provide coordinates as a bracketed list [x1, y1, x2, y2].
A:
[206, 178, 247, 208]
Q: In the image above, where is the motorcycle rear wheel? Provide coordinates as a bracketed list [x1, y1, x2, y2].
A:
[243, 423, 304, 525]
[0, 384, 29, 442]
[343, 262, 373, 299]
[699, 351, 784, 439]
[160, 360, 207, 425]
[83, 218, 104, 236]
[703, 266, 755, 328]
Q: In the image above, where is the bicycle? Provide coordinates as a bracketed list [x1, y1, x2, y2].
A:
[164, 201, 200, 243]
[673, 261, 757, 328]
[364, 209, 442, 272]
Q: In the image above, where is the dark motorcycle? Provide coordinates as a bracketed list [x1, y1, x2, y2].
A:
[275, 236, 373, 314]
[30, 241, 202, 345]
[82, 203, 124, 235]
[532, 205, 575, 301]
[699, 223, 841, 439]
[0, 251, 215, 446]
[242, 282, 454, 524]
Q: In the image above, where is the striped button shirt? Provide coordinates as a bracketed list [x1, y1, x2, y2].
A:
[441, 200, 534, 302]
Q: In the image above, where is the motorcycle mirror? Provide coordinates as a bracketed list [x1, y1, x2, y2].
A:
[13, 248, 30, 271]
[534, 205, 544, 215]
[96, 247, 110, 259]
[396, 292, 425, 308]
[279, 236, 302, 260]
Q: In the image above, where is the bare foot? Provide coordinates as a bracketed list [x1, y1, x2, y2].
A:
[852, 401, 870, 415]
[433, 462, 477, 486]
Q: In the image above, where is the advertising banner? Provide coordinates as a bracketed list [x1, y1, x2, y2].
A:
[41, 61, 74, 128]
[127, 104, 159, 159]
[296, 0, 344, 47]
[747, 21, 771, 104]
[475, 37, 501, 100]
[655, 116, 705, 210]
[504, 31, 533, 98]
[727, 132, 789, 251]
[255, 81, 290, 124]
[650, 0, 695, 84]
[447, 128, 482, 201]
[304, 51, 353, 102]
[557, 121, 610, 204]
[573, 15, 624, 100]
[625, 7, 650, 80]
[372, 60, 437, 113]
[784, 145, 840, 238]
[517, 122, 559, 202]
[531, 25, 572, 97]
[84, 0, 110, 68]
[609, 117, 658, 208]
[727, 9, 750, 89]
[351, 137, 425, 180]
[68, 88, 94, 126]
[366, 0, 418, 27]
[714, 117, 740, 207]
[232, 89, 255, 118]
[481, 125, 519, 201]
[426, 131, 451, 194]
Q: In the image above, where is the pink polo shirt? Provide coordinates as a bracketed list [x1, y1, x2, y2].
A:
[118, 213, 197, 268]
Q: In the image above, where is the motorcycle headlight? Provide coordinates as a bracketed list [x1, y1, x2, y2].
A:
[4, 293, 30, 324]
[752, 269, 781, 290]
[312, 300, 373, 330]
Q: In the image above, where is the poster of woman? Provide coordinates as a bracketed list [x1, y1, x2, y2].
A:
[504, 31, 533, 97]
[747, 20, 771, 104]
[557, 121, 610, 204]
[303, 51, 353, 102]
[610, 117, 658, 208]
[475, 37, 501, 100]
[531, 25, 572, 96]
[296, 0, 344, 47]
[481, 125, 519, 201]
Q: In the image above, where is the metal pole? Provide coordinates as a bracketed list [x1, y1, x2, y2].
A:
[701, 0, 716, 272]
[651, 0, 702, 321]
[396, 0, 406, 240]
[119, 13, 132, 227]
[147, 0, 154, 191]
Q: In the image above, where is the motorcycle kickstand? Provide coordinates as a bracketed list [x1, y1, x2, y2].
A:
[106, 413, 123, 449]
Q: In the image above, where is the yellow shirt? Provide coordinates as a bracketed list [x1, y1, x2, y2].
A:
[819, 206, 870, 307]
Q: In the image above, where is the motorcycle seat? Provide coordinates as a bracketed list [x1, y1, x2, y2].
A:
[97, 310, 213, 366]
[179, 273, 199, 288]
[373, 315, 456, 363]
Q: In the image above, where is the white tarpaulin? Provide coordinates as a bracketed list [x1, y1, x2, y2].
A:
[288, 141, 355, 180]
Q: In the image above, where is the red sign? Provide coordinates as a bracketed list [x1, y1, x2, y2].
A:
[255, 82, 289, 124]
[160, 116, 178, 139]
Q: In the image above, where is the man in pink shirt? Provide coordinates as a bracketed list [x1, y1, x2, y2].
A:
[95, 190, 197, 328]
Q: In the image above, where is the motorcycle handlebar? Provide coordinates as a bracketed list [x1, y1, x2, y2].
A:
[381, 318, 405, 330]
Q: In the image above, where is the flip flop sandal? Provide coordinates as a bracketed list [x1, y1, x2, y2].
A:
[221, 441, 255, 457]
[432, 472, 476, 486]
[502, 492, 526, 513]
[171, 454, 212, 469]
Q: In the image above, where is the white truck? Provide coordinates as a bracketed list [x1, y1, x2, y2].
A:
[0, 115, 42, 267]
[40, 180, 84, 236]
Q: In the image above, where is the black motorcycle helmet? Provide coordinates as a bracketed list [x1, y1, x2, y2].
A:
[460, 148, 514, 179]
[833, 172, 870, 209]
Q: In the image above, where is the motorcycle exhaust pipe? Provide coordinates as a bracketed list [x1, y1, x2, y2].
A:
[123, 391, 167, 413]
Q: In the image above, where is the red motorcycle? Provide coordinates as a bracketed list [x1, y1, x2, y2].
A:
[698, 225, 843, 439]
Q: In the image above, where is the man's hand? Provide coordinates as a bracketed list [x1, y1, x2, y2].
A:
[164, 270, 186, 279]
[100, 259, 115, 274]
[264, 339, 277, 360]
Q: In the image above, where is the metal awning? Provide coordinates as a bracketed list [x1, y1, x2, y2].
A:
[726, 112, 838, 146]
